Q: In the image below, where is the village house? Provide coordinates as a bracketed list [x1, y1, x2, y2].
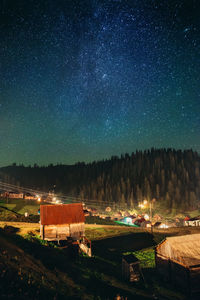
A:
[184, 216, 200, 227]
[24, 193, 37, 200]
[40, 203, 85, 242]
[7, 191, 24, 199]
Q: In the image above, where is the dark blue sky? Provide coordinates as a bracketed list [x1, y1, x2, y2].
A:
[0, 0, 200, 166]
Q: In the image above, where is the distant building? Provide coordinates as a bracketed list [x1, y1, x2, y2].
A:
[24, 193, 37, 200]
[120, 216, 134, 225]
[83, 209, 91, 216]
[105, 206, 112, 212]
[8, 191, 24, 199]
[184, 216, 200, 226]
[40, 203, 85, 242]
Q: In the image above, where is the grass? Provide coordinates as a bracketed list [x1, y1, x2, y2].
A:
[0, 227, 92, 299]
[85, 216, 118, 225]
[0, 198, 40, 215]
[85, 226, 142, 240]
[0, 227, 155, 299]
[124, 247, 155, 268]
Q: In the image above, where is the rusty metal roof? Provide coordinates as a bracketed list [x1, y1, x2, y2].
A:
[40, 203, 85, 225]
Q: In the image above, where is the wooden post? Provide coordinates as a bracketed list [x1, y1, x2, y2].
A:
[150, 201, 154, 234]
[40, 225, 44, 240]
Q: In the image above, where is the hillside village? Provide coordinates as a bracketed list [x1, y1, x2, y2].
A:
[1, 192, 200, 299]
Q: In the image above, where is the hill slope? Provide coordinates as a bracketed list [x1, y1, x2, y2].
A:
[1, 148, 200, 211]
[0, 227, 157, 300]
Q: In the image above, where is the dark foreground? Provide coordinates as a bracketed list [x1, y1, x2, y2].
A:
[0, 223, 192, 300]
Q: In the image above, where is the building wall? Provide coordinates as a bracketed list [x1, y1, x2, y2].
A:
[155, 252, 200, 296]
[9, 193, 24, 198]
[24, 195, 37, 200]
[69, 223, 85, 239]
[122, 258, 140, 282]
[155, 253, 171, 281]
[40, 222, 85, 241]
[184, 220, 200, 226]
[170, 260, 189, 293]
[190, 267, 200, 296]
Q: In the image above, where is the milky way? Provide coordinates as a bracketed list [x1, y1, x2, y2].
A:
[0, 0, 200, 166]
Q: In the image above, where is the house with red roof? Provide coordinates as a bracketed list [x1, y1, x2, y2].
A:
[40, 203, 85, 241]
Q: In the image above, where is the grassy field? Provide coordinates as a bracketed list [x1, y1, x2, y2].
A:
[0, 198, 40, 215]
[1, 220, 200, 240]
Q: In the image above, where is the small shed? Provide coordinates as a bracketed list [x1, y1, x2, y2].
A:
[24, 193, 36, 200]
[156, 234, 200, 297]
[40, 203, 85, 241]
[122, 254, 140, 282]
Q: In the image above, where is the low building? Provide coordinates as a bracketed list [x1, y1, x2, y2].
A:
[122, 254, 140, 282]
[8, 191, 24, 199]
[24, 193, 37, 200]
[184, 216, 200, 227]
[83, 209, 90, 216]
[114, 212, 122, 219]
[105, 206, 112, 212]
[156, 234, 200, 297]
[40, 203, 85, 241]
[121, 216, 134, 225]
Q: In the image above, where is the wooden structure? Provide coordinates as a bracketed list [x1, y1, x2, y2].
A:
[79, 236, 92, 257]
[40, 203, 85, 242]
[156, 234, 200, 297]
[122, 254, 140, 282]
[184, 216, 200, 227]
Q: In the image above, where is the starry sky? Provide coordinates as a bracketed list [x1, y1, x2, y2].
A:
[0, 0, 200, 166]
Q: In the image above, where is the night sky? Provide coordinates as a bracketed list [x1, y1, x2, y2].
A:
[0, 0, 200, 166]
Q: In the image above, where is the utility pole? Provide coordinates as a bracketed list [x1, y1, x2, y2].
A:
[150, 201, 153, 233]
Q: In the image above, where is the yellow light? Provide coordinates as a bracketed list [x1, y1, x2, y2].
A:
[143, 200, 148, 205]
[139, 204, 145, 209]
[37, 197, 41, 202]
[160, 224, 168, 228]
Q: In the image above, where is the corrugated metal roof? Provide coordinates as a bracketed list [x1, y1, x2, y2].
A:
[40, 203, 85, 225]
[156, 233, 200, 267]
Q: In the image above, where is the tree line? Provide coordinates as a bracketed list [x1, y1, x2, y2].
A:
[0, 148, 200, 212]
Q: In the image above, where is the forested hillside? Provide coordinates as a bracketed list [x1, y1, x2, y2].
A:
[1, 149, 200, 211]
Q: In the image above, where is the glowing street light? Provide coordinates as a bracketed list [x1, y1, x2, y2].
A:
[138, 198, 156, 232]
[138, 203, 145, 209]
